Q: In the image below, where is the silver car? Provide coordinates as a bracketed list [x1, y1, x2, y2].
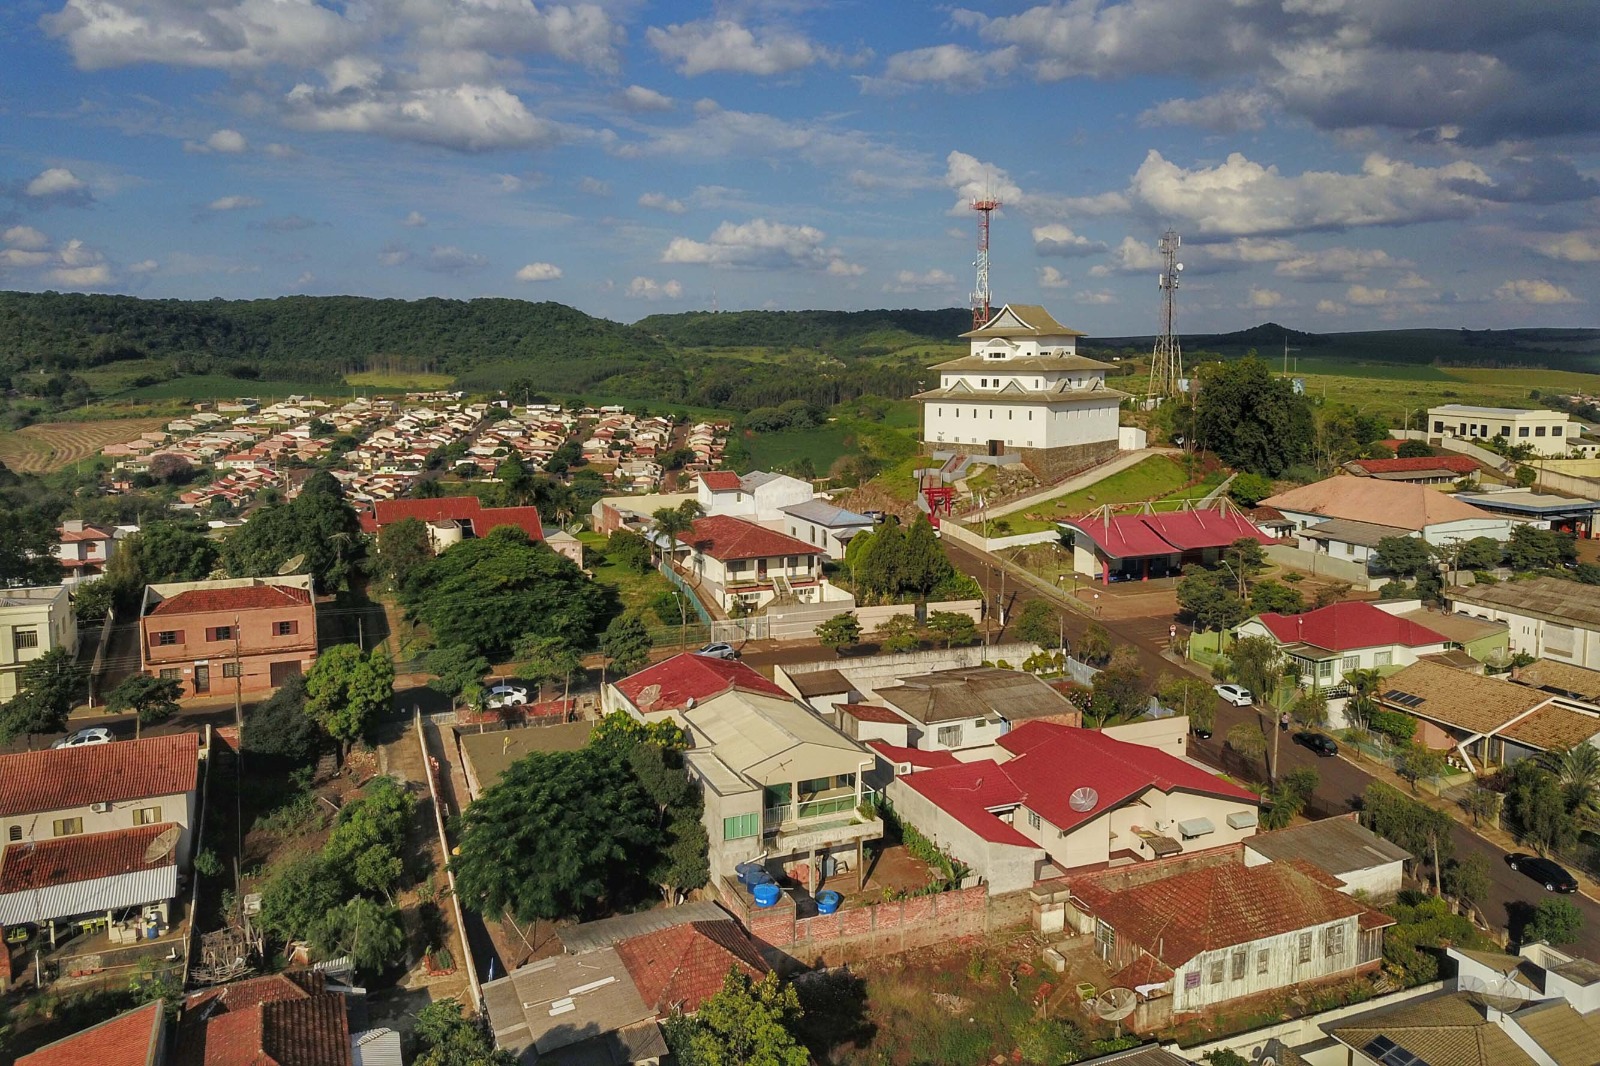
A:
[53, 727, 114, 749]
[1212, 683, 1254, 707]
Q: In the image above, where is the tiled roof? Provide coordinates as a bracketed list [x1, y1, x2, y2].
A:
[17, 1001, 165, 1066]
[1328, 993, 1540, 1066]
[840, 703, 908, 724]
[1110, 952, 1175, 991]
[356, 496, 543, 542]
[866, 740, 960, 769]
[682, 515, 820, 561]
[1262, 477, 1493, 531]
[897, 760, 1035, 847]
[58, 523, 117, 543]
[613, 919, 768, 1014]
[959, 303, 1087, 339]
[1516, 658, 1600, 701]
[150, 584, 311, 616]
[0, 733, 198, 818]
[613, 652, 788, 714]
[0, 823, 178, 893]
[1498, 704, 1600, 752]
[1379, 661, 1547, 736]
[1061, 509, 1270, 559]
[699, 471, 741, 491]
[1347, 455, 1480, 475]
[1071, 857, 1373, 966]
[178, 973, 350, 1066]
[1253, 602, 1449, 653]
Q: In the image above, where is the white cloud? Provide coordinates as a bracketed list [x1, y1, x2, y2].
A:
[1346, 285, 1395, 306]
[422, 245, 488, 275]
[1275, 247, 1405, 281]
[50, 264, 111, 286]
[186, 128, 249, 153]
[263, 143, 300, 159]
[1397, 272, 1434, 290]
[283, 82, 558, 152]
[1126, 150, 1494, 237]
[1200, 238, 1299, 264]
[1316, 299, 1348, 315]
[866, 44, 1015, 91]
[578, 177, 610, 196]
[1139, 89, 1274, 132]
[128, 258, 159, 274]
[1248, 287, 1283, 309]
[1533, 232, 1600, 263]
[402, 211, 427, 228]
[208, 195, 262, 211]
[884, 269, 956, 293]
[647, 20, 835, 77]
[26, 167, 89, 198]
[292, 271, 315, 287]
[827, 259, 866, 277]
[2, 226, 50, 251]
[44, 0, 358, 71]
[417, 1, 620, 72]
[1031, 224, 1105, 258]
[662, 218, 852, 272]
[515, 262, 562, 282]
[944, 150, 1125, 218]
[627, 276, 683, 300]
[639, 192, 687, 215]
[619, 85, 674, 112]
[1495, 278, 1580, 305]
[1074, 290, 1117, 305]
[378, 241, 411, 267]
[1089, 236, 1164, 277]
[1038, 265, 1071, 289]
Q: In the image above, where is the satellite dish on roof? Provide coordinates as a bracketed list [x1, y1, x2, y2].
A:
[277, 553, 307, 575]
[144, 825, 181, 864]
[1094, 987, 1138, 1037]
[1068, 786, 1100, 813]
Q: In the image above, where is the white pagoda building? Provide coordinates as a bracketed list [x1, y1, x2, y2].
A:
[915, 304, 1125, 477]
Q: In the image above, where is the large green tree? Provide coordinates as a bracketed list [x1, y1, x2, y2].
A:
[814, 613, 862, 656]
[1177, 569, 1248, 632]
[106, 674, 182, 737]
[0, 647, 84, 747]
[135, 521, 219, 583]
[599, 613, 653, 679]
[1189, 355, 1314, 476]
[426, 644, 491, 710]
[0, 506, 65, 587]
[413, 1002, 516, 1066]
[376, 516, 432, 591]
[241, 675, 322, 762]
[310, 897, 406, 977]
[303, 644, 394, 753]
[663, 970, 810, 1066]
[221, 479, 365, 591]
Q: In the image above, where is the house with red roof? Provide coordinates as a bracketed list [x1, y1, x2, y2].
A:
[886, 722, 1261, 893]
[56, 519, 122, 582]
[1060, 849, 1394, 1023]
[0, 733, 201, 944]
[176, 971, 354, 1066]
[140, 576, 318, 698]
[1059, 504, 1273, 585]
[355, 495, 543, 552]
[673, 514, 847, 612]
[16, 1000, 167, 1066]
[1342, 453, 1482, 485]
[603, 651, 790, 723]
[1233, 601, 1450, 696]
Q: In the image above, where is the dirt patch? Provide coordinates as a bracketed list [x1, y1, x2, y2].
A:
[0, 417, 170, 473]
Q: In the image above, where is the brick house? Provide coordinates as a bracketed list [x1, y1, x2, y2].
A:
[140, 576, 318, 697]
[16, 1000, 167, 1066]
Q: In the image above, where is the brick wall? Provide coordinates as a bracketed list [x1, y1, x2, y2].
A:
[1016, 439, 1120, 483]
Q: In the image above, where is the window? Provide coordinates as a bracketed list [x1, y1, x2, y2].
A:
[156, 630, 179, 646]
[1375, 650, 1393, 667]
[1208, 957, 1224, 984]
[7, 825, 19, 842]
[208, 625, 234, 642]
[1027, 810, 1041, 830]
[1342, 655, 1360, 673]
[53, 817, 83, 838]
[159, 668, 180, 681]
[13, 629, 39, 651]
[1231, 950, 1247, 981]
[1433, 421, 1444, 433]
[1325, 924, 1347, 957]
[1499, 426, 1510, 436]
[722, 813, 760, 840]
[1519, 426, 1530, 437]
[1317, 659, 1334, 681]
[1536, 425, 1547, 437]
[1554, 426, 1564, 436]
[1257, 948, 1270, 975]
[274, 620, 298, 637]
[133, 806, 162, 826]
[1298, 931, 1313, 964]
[222, 662, 241, 678]
[937, 724, 964, 747]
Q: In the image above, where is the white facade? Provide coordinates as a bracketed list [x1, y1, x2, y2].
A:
[1172, 913, 1366, 1013]
[697, 472, 813, 523]
[1429, 404, 1579, 457]
[0, 586, 78, 701]
[1445, 586, 1600, 668]
[916, 304, 1124, 453]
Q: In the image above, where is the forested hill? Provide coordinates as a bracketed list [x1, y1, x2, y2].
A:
[0, 291, 674, 390]
[633, 308, 972, 354]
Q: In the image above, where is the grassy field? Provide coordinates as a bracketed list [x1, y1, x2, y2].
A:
[578, 532, 677, 618]
[345, 370, 455, 390]
[742, 423, 857, 473]
[1444, 367, 1600, 393]
[0, 417, 171, 473]
[996, 454, 1190, 533]
[117, 374, 348, 402]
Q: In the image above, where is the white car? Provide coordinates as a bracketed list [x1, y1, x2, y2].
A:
[696, 642, 739, 661]
[53, 727, 113, 749]
[1213, 683, 1255, 707]
[483, 684, 529, 709]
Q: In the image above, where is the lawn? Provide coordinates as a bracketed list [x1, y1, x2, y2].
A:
[345, 370, 456, 390]
[742, 422, 857, 473]
[994, 455, 1191, 533]
[579, 532, 676, 618]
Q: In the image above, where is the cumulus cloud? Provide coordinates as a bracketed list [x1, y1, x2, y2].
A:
[377, 241, 411, 267]
[944, 150, 1124, 218]
[128, 258, 159, 274]
[618, 85, 674, 112]
[208, 195, 262, 211]
[638, 192, 686, 214]
[577, 177, 610, 196]
[422, 245, 488, 275]
[1275, 247, 1406, 281]
[263, 143, 300, 159]
[0, 229, 112, 288]
[185, 128, 248, 153]
[1140, 89, 1274, 132]
[1032, 225, 1105, 258]
[2, 226, 50, 251]
[283, 82, 559, 152]
[1038, 265, 1071, 289]
[662, 218, 855, 273]
[44, 0, 358, 71]
[1089, 236, 1164, 277]
[1248, 287, 1283, 309]
[402, 210, 427, 227]
[627, 276, 683, 300]
[647, 20, 836, 77]
[863, 44, 1015, 92]
[24, 167, 92, 204]
[1533, 232, 1600, 263]
[256, 214, 316, 231]
[1073, 290, 1117, 305]
[515, 262, 562, 282]
[1495, 278, 1580, 305]
[883, 269, 956, 293]
[1316, 299, 1348, 315]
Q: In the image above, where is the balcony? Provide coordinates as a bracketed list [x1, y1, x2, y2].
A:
[763, 786, 883, 853]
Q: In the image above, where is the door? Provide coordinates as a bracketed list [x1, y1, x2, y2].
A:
[269, 660, 302, 687]
[193, 665, 210, 694]
[989, 439, 1004, 456]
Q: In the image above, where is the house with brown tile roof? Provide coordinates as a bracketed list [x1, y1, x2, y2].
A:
[141, 576, 318, 699]
[1446, 577, 1600, 670]
[177, 972, 353, 1066]
[16, 1000, 166, 1066]
[672, 514, 848, 612]
[611, 919, 768, 1014]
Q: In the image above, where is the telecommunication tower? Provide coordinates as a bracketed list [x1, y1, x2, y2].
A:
[1148, 229, 1184, 399]
[970, 197, 1001, 331]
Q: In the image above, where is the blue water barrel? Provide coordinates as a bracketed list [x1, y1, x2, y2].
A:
[815, 890, 841, 915]
[735, 862, 760, 886]
[752, 882, 781, 908]
[747, 871, 773, 894]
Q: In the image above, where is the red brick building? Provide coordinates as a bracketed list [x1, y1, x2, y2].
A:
[356, 496, 543, 552]
[140, 577, 318, 697]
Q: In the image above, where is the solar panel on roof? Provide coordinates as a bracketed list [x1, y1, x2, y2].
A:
[1382, 690, 1405, 700]
[1365, 1035, 1430, 1066]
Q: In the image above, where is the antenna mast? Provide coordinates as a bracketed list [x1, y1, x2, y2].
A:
[971, 197, 1001, 330]
[1148, 229, 1184, 399]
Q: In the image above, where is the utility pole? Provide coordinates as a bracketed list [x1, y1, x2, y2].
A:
[1148, 229, 1185, 399]
[232, 614, 243, 730]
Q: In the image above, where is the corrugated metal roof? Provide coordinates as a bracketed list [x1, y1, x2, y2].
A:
[683, 689, 869, 786]
[0, 863, 177, 925]
[1246, 814, 1411, 875]
[558, 900, 732, 956]
[349, 1029, 403, 1066]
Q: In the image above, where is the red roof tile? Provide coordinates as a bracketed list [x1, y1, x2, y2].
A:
[841, 703, 909, 724]
[1348, 455, 1479, 475]
[1061, 513, 1174, 558]
[898, 760, 1034, 847]
[17, 1001, 165, 1066]
[0, 823, 178, 893]
[357, 497, 543, 542]
[59, 524, 116, 543]
[0, 733, 198, 818]
[1111, 952, 1175, 991]
[1070, 857, 1372, 966]
[614, 919, 769, 1014]
[614, 652, 788, 713]
[866, 741, 960, 770]
[699, 472, 741, 491]
[1254, 601, 1448, 653]
[177, 974, 349, 1066]
[1062, 510, 1271, 559]
[682, 515, 820, 561]
[150, 584, 311, 616]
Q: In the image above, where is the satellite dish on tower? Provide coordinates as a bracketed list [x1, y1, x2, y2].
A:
[1068, 787, 1100, 813]
[1094, 987, 1138, 1037]
[144, 825, 181, 864]
[277, 553, 307, 575]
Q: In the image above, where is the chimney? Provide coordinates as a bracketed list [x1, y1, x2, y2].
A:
[64, 519, 85, 533]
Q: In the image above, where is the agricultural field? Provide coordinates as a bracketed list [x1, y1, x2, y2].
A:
[345, 369, 455, 390]
[0, 416, 171, 473]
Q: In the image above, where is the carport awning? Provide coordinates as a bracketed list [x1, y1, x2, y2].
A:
[1177, 817, 1215, 839]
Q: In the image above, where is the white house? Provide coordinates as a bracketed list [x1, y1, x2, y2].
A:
[674, 514, 847, 612]
[1232, 601, 1451, 694]
[1446, 576, 1600, 669]
[1427, 404, 1586, 457]
[1244, 814, 1412, 901]
[0, 586, 78, 701]
[696, 470, 813, 523]
[914, 304, 1124, 468]
[779, 499, 875, 559]
[56, 520, 121, 583]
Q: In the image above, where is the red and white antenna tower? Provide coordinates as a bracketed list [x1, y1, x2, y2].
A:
[970, 197, 1001, 330]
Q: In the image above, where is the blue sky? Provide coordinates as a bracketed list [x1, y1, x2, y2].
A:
[2, 0, 1596, 334]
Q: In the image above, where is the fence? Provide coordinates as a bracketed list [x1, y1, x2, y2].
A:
[658, 562, 713, 624]
[87, 605, 117, 706]
[415, 710, 483, 1012]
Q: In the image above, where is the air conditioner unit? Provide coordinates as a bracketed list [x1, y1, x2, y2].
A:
[91, 802, 111, 814]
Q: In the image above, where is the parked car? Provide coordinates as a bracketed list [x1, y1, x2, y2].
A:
[1190, 722, 1214, 740]
[52, 727, 113, 749]
[1213, 683, 1254, 707]
[482, 684, 529, 710]
[696, 642, 740, 660]
[1294, 731, 1339, 757]
[1507, 852, 1579, 893]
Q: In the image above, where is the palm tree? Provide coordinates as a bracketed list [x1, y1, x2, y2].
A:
[1539, 745, 1600, 824]
[651, 500, 704, 567]
[1346, 668, 1382, 730]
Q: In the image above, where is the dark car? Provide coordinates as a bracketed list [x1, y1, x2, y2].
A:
[1293, 731, 1339, 757]
[1507, 852, 1579, 893]
[1190, 723, 1214, 740]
